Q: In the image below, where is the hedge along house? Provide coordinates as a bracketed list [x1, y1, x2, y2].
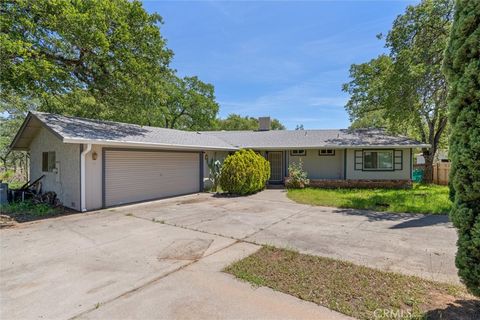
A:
[10, 113, 429, 211]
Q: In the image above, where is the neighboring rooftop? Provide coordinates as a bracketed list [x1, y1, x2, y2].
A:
[10, 112, 430, 151]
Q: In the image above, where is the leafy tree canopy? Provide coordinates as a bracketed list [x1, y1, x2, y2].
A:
[2, 0, 171, 118]
[214, 114, 285, 131]
[0, 0, 220, 169]
[342, 0, 454, 182]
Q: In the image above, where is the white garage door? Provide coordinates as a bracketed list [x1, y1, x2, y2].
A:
[104, 150, 200, 207]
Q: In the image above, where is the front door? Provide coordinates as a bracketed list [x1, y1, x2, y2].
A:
[268, 151, 283, 183]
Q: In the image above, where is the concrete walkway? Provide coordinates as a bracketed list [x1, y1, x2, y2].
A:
[79, 241, 348, 320]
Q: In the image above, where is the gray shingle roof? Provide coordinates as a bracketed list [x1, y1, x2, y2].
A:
[30, 112, 235, 150]
[202, 129, 429, 149]
[11, 112, 429, 151]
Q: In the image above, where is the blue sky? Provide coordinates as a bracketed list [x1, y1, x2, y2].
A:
[143, 0, 417, 129]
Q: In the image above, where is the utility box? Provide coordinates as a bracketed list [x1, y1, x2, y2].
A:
[412, 169, 424, 183]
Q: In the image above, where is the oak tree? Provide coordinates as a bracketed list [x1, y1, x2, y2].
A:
[343, 0, 454, 182]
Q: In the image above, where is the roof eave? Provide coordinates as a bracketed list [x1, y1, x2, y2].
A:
[237, 144, 431, 150]
[62, 138, 238, 151]
[9, 112, 33, 151]
[9, 112, 66, 152]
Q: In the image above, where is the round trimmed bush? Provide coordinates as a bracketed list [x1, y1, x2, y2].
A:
[219, 149, 270, 195]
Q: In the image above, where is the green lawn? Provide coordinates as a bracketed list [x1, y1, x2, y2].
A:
[225, 246, 478, 320]
[1, 200, 65, 223]
[287, 184, 451, 214]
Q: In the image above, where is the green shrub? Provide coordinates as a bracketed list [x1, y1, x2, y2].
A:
[219, 149, 270, 195]
[286, 159, 310, 188]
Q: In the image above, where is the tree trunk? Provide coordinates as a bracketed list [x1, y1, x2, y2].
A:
[422, 149, 434, 183]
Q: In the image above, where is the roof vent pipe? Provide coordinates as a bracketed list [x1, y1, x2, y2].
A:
[258, 117, 271, 131]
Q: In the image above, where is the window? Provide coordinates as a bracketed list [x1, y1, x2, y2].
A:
[42, 151, 56, 172]
[319, 149, 335, 156]
[290, 149, 306, 156]
[363, 150, 393, 170]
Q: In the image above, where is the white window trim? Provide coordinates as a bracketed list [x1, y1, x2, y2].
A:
[290, 149, 306, 156]
[319, 149, 335, 156]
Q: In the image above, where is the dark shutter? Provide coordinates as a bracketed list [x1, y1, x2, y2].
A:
[42, 152, 49, 172]
[354, 150, 363, 170]
[394, 150, 403, 170]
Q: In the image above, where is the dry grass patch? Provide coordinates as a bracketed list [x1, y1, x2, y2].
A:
[224, 246, 479, 320]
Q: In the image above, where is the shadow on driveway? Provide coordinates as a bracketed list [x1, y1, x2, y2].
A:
[332, 208, 452, 229]
[389, 215, 451, 229]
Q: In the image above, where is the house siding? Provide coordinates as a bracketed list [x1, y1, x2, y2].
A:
[85, 144, 104, 210]
[288, 149, 344, 180]
[345, 148, 411, 180]
[29, 128, 81, 210]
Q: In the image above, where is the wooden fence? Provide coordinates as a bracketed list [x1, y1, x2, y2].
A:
[433, 162, 450, 185]
[413, 162, 451, 185]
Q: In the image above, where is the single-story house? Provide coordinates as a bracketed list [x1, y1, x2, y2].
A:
[10, 112, 429, 211]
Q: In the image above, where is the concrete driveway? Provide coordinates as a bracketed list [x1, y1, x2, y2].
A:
[1, 193, 349, 320]
[117, 189, 458, 284]
[1, 189, 457, 319]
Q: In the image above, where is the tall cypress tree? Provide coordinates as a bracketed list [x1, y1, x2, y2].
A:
[443, 0, 480, 296]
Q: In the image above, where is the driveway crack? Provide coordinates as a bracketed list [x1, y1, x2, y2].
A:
[69, 239, 241, 320]
[240, 207, 312, 241]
